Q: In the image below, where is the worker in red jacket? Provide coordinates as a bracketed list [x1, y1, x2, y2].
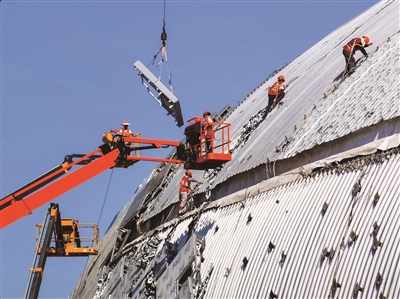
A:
[203, 110, 214, 153]
[265, 75, 288, 114]
[179, 170, 198, 214]
[342, 36, 373, 77]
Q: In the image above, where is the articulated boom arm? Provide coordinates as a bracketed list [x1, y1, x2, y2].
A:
[124, 136, 182, 163]
[0, 147, 118, 229]
[0, 124, 232, 229]
[0, 135, 184, 229]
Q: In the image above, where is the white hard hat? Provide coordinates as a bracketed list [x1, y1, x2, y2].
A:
[121, 121, 130, 126]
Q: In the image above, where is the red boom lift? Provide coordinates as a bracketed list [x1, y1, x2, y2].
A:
[0, 119, 231, 229]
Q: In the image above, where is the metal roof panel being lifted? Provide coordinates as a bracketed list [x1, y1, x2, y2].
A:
[134, 60, 184, 127]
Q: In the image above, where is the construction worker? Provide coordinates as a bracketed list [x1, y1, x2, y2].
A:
[119, 121, 140, 155]
[203, 110, 214, 153]
[179, 170, 198, 214]
[265, 75, 288, 114]
[342, 36, 373, 77]
[73, 219, 81, 248]
[120, 121, 134, 140]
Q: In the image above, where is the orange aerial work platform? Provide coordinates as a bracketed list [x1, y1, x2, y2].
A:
[183, 116, 232, 170]
[0, 121, 231, 230]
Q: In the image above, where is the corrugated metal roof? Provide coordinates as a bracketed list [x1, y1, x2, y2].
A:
[164, 149, 400, 299]
[78, 146, 400, 298]
[70, 1, 400, 297]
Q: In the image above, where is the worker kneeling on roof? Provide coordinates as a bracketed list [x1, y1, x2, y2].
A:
[265, 75, 288, 114]
[342, 35, 373, 77]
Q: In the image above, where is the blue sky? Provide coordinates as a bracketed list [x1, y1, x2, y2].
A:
[0, 1, 378, 298]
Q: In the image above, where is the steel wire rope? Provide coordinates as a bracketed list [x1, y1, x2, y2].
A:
[150, 0, 174, 92]
[157, 57, 164, 80]
[82, 168, 115, 270]
[163, 0, 166, 23]
[163, 0, 172, 91]
[97, 168, 114, 226]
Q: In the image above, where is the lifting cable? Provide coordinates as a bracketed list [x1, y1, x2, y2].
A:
[149, 0, 174, 93]
[83, 168, 114, 268]
[97, 168, 115, 226]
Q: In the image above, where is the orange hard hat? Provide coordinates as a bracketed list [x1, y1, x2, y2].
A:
[121, 121, 130, 126]
[203, 110, 211, 116]
[363, 36, 370, 43]
[278, 75, 285, 81]
[186, 170, 193, 177]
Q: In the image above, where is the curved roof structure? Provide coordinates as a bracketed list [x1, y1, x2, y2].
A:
[71, 1, 400, 298]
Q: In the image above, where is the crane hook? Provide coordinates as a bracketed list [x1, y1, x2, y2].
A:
[161, 22, 167, 46]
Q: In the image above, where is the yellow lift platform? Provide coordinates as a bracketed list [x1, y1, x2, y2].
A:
[24, 203, 99, 299]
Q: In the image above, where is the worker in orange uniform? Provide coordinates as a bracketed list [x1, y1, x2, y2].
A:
[265, 75, 288, 114]
[179, 170, 198, 214]
[119, 121, 140, 155]
[203, 110, 214, 153]
[120, 121, 134, 140]
[342, 36, 373, 77]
